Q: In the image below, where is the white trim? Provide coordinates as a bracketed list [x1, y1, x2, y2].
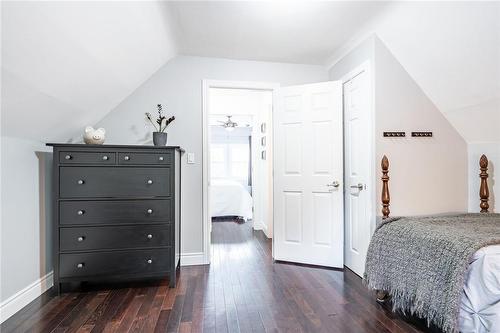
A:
[257, 221, 272, 239]
[0, 271, 54, 323]
[202, 80, 279, 265]
[180, 252, 206, 266]
[252, 220, 265, 231]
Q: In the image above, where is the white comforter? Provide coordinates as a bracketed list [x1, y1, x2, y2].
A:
[459, 245, 500, 333]
[210, 179, 253, 220]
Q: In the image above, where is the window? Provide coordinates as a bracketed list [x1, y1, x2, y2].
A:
[210, 145, 227, 178]
[210, 141, 250, 184]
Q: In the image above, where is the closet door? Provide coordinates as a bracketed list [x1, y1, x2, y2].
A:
[344, 68, 373, 277]
[274, 81, 344, 268]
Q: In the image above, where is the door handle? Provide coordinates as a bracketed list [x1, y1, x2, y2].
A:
[350, 183, 365, 190]
[326, 181, 340, 188]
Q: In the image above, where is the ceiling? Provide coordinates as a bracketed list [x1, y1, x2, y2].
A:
[345, 1, 500, 143]
[167, 1, 391, 65]
[2, 1, 498, 143]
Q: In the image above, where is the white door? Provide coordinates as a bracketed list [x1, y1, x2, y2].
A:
[273, 81, 344, 267]
[344, 68, 373, 276]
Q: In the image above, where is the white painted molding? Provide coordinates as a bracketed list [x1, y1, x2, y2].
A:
[0, 271, 54, 324]
[262, 223, 272, 239]
[252, 220, 264, 230]
[181, 252, 207, 266]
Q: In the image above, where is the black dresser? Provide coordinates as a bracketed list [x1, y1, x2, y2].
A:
[46, 144, 183, 293]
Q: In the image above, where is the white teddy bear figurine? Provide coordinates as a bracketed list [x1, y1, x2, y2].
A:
[83, 126, 106, 145]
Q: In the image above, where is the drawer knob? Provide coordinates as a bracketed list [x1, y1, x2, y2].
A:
[65, 155, 72, 160]
[147, 209, 153, 214]
[147, 259, 153, 264]
[159, 156, 164, 161]
[124, 156, 130, 161]
[147, 179, 153, 185]
[147, 234, 153, 239]
[77, 236, 85, 242]
[76, 263, 84, 268]
[102, 155, 109, 161]
[77, 180, 85, 185]
[77, 210, 85, 216]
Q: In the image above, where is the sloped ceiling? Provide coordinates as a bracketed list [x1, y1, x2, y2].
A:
[2, 1, 498, 143]
[1, 1, 392, 142]
[1, 1, 177, 142]
[328, 1, 500, 143]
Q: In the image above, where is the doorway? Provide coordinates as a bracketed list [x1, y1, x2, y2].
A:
[202, 80, 278, 264]
[202, 76, 374, 274]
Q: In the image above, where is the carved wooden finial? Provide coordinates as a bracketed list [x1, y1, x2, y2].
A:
[479, 154, 489, 213]
[381, 155, 390, 218]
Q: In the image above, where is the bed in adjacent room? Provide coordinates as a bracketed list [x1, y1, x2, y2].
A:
[365, 155, 500, 333]
[210, 179, 253, 221]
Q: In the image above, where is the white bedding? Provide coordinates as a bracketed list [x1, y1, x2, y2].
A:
[459, 245, 500, 333]
[210, 179, 253, 220]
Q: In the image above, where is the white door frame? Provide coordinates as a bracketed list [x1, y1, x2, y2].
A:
[202, 80, 279, 264]
[341, 61, 377, 270]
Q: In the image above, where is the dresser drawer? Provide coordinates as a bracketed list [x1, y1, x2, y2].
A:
[60, 224, 171, 251]
[59, 249, 171, 278]
[118, 152, 172, 165]
[60, 167, 171, 198]
[59, 151, 116, 164]
[60, 199, 171, 225]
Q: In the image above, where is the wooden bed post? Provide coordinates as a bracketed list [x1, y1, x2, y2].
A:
[381, 155, 390, 219]
[377, 155, 390, 302]
[479, 154, 489, 213]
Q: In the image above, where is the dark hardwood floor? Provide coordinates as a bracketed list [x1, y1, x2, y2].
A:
[1, 221, 436, 333]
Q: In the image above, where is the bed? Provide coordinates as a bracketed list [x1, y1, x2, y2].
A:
[365, 155, 500, 333]
[210, 179, 253, 221]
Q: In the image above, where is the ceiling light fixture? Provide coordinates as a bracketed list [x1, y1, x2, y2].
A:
[219, 115, 238, 132]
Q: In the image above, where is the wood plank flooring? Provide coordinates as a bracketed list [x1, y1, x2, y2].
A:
[1, 221, 438, 333]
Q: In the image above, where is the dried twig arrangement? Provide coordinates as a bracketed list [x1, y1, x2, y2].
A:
[145, 104, 175, 132]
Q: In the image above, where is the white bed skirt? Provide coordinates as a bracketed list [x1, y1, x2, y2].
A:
[210, 179, 253, 220]
[459, 244, 500, 333]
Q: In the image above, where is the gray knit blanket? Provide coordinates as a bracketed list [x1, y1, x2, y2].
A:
[364, 213, 500, 333]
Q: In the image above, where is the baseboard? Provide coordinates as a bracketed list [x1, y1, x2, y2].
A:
[262, 223, 272, 238]
[181, 252, 207, 266]
[253, 220, 265, 230]
[0, 271, 54, 324]
[253, 221, 272, 238]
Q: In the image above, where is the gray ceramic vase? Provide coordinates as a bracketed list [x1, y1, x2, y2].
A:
[153, 132, 168, 146]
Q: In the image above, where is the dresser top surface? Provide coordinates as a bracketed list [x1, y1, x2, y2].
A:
[46, 143, 184, 152]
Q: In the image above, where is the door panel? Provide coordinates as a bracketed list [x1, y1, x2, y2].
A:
[284, 123, 303, 174]
[344, 69, 373, 276]
[284, 192, 303, 243]
[312, 192, 333, 245]
[274, 81, 343, 268]
[312, 121, 333, 174]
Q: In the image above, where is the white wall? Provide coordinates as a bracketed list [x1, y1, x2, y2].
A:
[96, 55, 328, 257]
[468, 143, 499, 213]
[0, 137, 53, 321]
[373, 38, 468, 216]
[328, 36, 375, 81]
[329, 36, 468, 217]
